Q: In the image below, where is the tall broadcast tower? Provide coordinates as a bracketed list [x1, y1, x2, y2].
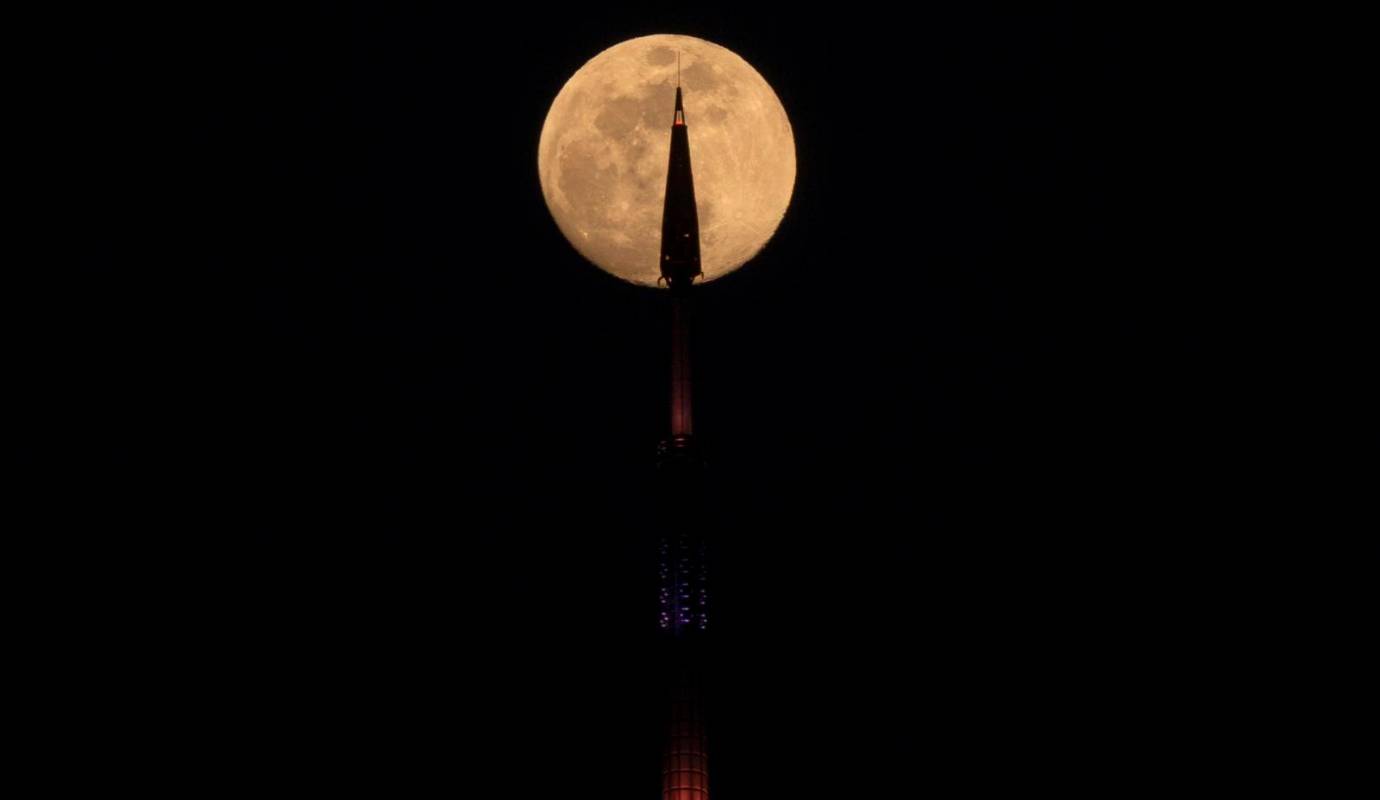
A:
[655, 75, 710, 800]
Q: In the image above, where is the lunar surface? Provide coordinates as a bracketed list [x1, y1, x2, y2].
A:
[538, 34, 796, 287]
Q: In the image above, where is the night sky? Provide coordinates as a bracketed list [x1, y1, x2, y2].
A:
[58, 6, 1226, 795]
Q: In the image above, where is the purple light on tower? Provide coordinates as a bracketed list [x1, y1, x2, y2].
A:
[658, 534, 708, 634]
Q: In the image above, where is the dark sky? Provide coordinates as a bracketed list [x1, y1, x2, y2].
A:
[56, 5, 1227, 795]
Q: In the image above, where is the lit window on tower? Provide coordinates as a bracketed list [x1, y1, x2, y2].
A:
[658, 532, 707, 634]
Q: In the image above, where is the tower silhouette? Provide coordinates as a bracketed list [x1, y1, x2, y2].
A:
[655, 74, 710, 800]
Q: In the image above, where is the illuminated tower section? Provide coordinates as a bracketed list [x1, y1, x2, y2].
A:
[656, 77, 710, 800]
[657, 523, 708, 634]
[663, 676, 709, 800]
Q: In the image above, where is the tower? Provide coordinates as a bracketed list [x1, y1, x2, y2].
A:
[656, 74, 710, 800]
[660, 83, 702, 450]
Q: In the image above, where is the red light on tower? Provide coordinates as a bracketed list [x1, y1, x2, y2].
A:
[663, 681, 709, 800]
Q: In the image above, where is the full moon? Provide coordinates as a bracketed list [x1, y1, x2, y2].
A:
[538, 34, 796, 287]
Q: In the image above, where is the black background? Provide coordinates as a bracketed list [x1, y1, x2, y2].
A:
[54, 5, 1232, 795]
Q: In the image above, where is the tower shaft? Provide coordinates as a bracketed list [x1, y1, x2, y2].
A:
[656, 78, 710, 800]
[662, 83, 701, 439]
[670, 293, 693, 438]
[663, 673, 709, 800]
